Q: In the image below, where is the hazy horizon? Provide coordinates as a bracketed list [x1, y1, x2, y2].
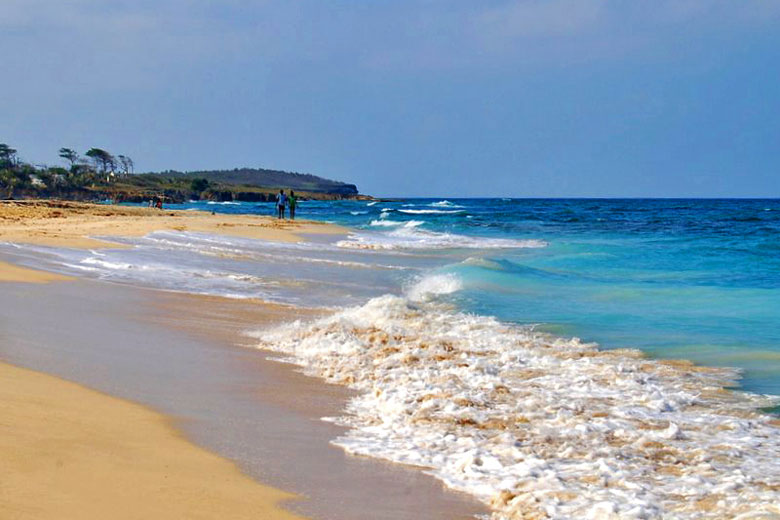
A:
[2, 1, 779, 198]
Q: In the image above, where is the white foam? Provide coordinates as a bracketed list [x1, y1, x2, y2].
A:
[405, 273, 463, 302]
[350, 211, 368, 215]
[81, 257, 135, 270]
[250, 296, 780, 520]
[369, 219, 425, 228]
[369, 219, 405, 227]
[431, 200, 466, 208]
[338, 227, 547, 251]
[398, 209, 465, 215]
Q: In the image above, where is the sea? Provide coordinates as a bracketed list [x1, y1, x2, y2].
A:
[6, 198, 779, 518]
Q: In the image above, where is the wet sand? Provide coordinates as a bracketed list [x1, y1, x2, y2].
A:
[0, 275, 486, 519]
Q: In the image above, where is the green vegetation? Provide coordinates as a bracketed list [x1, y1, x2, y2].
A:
[157, 167, 359, 196]
[0, 143, 363, 203]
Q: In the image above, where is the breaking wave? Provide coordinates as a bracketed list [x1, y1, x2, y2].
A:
[405, 273, 463, 302]
[398, 209, 466, 215]
[250, 287, 780, 520]
[431, 200, 466, 208]
[337, 227, 547, 251]
[369, 219, 425, 228]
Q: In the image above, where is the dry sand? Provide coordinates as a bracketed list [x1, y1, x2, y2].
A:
[0, 199, 344, 249]
[0, 362, 303, 520]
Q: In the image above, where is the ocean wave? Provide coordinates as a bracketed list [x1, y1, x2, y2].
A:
[369, 219, 425, 228]
[431, 200, 466, 208]
[126, 231, 414, 271]
[81, 257, 136, 270]
[405, 272, 463, 302]
[350, 211, 368, 215]
[398, 209, 466, 215]
[206, 201, 241, 205]
[337, 227, 547, 251]
[250, 294, 780, 520]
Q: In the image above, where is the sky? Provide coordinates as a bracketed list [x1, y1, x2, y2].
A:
[2, 0, 779, 197]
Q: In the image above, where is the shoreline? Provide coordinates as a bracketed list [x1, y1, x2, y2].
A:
[0, 259, 486, 519]
[2, 200, 778, 519]
[0, 251, 307, 519]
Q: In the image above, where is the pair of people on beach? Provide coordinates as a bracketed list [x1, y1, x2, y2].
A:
[276, 189, 297, 219]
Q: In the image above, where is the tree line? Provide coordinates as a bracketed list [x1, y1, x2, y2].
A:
[0, 143, 134, 199]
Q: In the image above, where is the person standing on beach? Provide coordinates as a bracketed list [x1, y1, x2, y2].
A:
[288, 190, 297, 220]
[276, 189, 287, 219]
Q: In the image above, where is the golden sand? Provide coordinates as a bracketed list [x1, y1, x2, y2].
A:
[0, 200, 344, 249]
[0, 200, 329, 518]
[0, 261, 75, 283]
[0, 362, 304, 520]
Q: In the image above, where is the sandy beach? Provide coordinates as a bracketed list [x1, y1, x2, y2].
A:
[0, 200, 484, 520]
[0, 203, 310, 519]
[0, 362, 303, 520]
[0, 200, 344, 249]
[0, 260, 74, 283]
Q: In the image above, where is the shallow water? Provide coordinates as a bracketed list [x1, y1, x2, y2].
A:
[120, 198, 780, 396]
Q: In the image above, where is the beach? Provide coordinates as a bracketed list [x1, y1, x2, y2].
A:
[5, 2, 777, 516]
[0, 361, 303, 520]
[0, 205, 305, 520]
[0, 200, 343, 248]
[2, 199, 778, 520]
[0, 200, 485, 520]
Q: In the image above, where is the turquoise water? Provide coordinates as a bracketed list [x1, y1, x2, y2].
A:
[138, 198, 780, 396]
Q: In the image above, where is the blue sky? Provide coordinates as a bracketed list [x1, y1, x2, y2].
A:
[2, 1, 779, 197]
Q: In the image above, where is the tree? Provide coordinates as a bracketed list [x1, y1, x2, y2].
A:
[85, 148, 114, 174]
[59, 148, 79, 169]
[0, 143, 18, 168]
[117, 154, 134, 175]
[0, 169, 17, 198]
[0, 165, 32, 198]
[191, 178, 210, 193]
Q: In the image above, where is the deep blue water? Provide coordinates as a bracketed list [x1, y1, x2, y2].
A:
[149, 198, 780, 396]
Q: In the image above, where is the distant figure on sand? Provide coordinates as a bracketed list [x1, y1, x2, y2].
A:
[276, 189, 286, 219]
[289, 190, 297, 220]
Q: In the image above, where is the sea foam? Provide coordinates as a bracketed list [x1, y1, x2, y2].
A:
[398, 209, 466, 215]
[431, 200, 466, 208]
[337, 227, 547, 250]
[405, 273, 463, 302]
[250, 282, 780, 520]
